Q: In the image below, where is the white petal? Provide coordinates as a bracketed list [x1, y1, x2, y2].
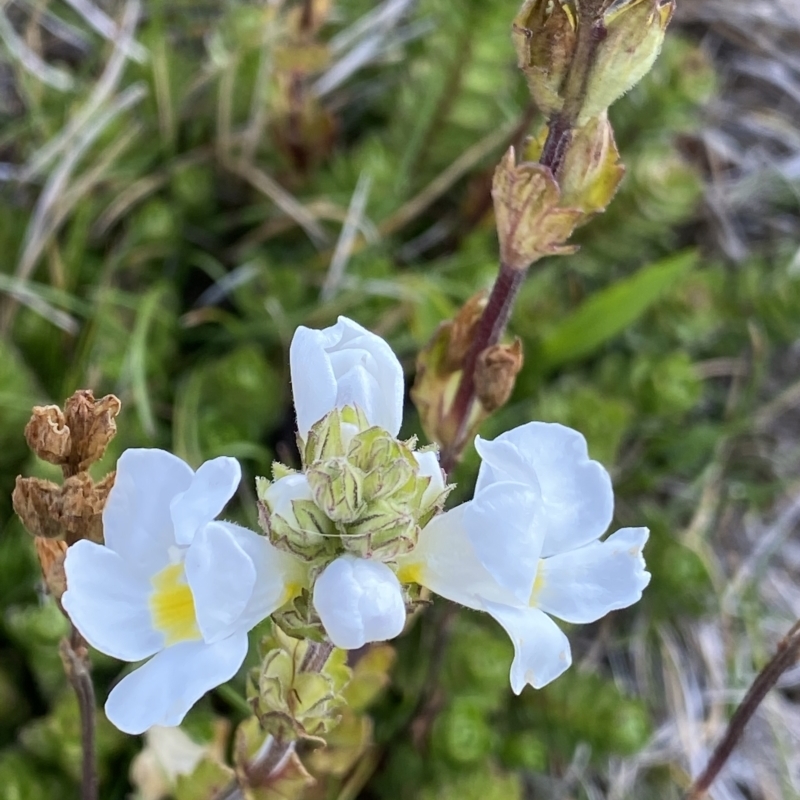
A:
[103, 449, 193, 576]
[217, 521, 307, 631]
[313, 555, 406, 649]
[536, 527, 651, 624]
[62, 540, 162, 662]
[290, 325, 339, 440]
[477, 423, 614, 557]
[184, 522, 256, 643]
[402, 506, 516, 610]
[289, 317, 404, 439]
[105, 633, 248, 734]
[464, 481, 544, 604]
[474, 437, 537, 489]
[170, 457, 241, 546]
[330, 317, 404, 436]
[332, 359, 384, 427]
[414, 450, 446, 507]
[482, 602, 572, 692]
[264, 473, 314, 522]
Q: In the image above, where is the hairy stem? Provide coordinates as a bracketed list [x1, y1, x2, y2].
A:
[685, 619, 800, 799]
[441, 9, 606, 474]
[439, 262, 524, 474]
[60, 627, 98, 800]
[437, 14, 605, 473]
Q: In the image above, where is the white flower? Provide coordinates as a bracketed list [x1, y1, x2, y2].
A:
[62, 449, 306, 734]
[289, 316, 405, 440]
[130, 726, 207, 800]
[313, 555, 406, 649]
[397, 422, 650, 693]
[285, 319, 649, 690]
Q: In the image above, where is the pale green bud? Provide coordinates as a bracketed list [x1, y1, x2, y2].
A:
[306, 457, 366, 523]
[512, 0, 675, 125]
[303, 405, 371, 466]
[342, 500, 418, 559]
[582, 0, 675, 122]
[249, 623, 351, 741]
[348, 427, 417, 501]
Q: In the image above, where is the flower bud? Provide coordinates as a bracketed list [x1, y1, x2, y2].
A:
[411, 294, 487, 448]
[493, 147, 581, 270]
[512, 0, 674, 125]
[313, 556, 407, 649]
[343, 500, 418, 559]
[348, 428, 417, 501]
[475, 338, 525, 413]
[249, 623, 351, 741]
[303, 405, 369, 466]
[290, 316, 404, 441]
[512, 0, 577, 120]
[306, 458, 366, 523]
[582, 0, 675, 123]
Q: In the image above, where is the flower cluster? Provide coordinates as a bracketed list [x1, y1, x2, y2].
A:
[62, 316, 650, 733]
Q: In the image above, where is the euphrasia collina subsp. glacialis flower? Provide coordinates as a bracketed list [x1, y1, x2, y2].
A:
[273, 316, 650, 690]
[62, 451, 304, 734]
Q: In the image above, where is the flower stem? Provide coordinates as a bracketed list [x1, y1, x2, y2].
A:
[60, 627, 98, 800]
[438, 14, 605, 474]
[685, 619, 800, 799]
[440, 262, 524, 474]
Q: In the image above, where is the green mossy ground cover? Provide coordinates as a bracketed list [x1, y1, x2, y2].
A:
[0, 1, 798, 798]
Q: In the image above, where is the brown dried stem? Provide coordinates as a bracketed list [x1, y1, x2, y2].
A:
[685, 619, 800, 799]
[60, 627, 98, 800]
[439, 15, 605, 474]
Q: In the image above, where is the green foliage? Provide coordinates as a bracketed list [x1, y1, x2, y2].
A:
[539, 250, 698, 369]
[520, 669, 653, 760]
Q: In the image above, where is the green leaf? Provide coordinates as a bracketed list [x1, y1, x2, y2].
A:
[540, 250, 698, 368]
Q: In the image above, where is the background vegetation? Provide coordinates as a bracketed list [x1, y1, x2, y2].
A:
[1, 0, 799, 797]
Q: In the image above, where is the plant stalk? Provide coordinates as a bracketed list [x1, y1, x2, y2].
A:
[60, 627, 98, 800]
[438, 15, 605, 474]
[685, 619, 800, 799]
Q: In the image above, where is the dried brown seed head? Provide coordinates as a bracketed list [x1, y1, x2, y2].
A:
[13, 471, 115, 545]
[34, 538, 68, 601]
[475, 338, 525, 413]
[63, 391, 121, 474]
[24, 405, 71, 468]
[492, 147, 581, 271]
[444, 292, 489, 372]
[23, 391, 121, 476]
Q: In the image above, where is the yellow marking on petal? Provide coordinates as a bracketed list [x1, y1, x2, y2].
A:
[529, 560, 546, 607]
[396, 561, 425, 586]
[279, 581, 303, 607]
[149, 563, 201, 646]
